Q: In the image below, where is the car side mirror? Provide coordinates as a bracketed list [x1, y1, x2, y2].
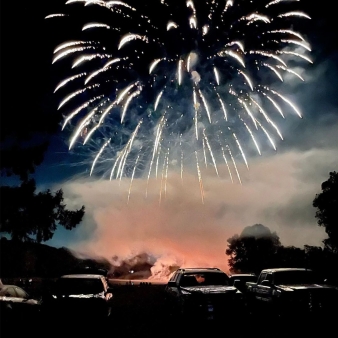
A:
[261, 280, 271, 286]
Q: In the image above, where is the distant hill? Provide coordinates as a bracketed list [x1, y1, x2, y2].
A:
[0, 237, 111, 278]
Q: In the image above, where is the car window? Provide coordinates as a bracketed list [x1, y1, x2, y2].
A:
[258, 273, 267, 284]
[3, 287, 16, 297]
[56, 278, 104, 295]
[14, 287, 29, 298]
[180, 273, 229, 286]
[274, 271, 320, 285]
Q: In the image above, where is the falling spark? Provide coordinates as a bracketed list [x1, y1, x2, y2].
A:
[90, 138, 111, 176]
[233, 132, 249, 169]
[195, 151, 204, 204]
[214, 67, 220, 85]
[82, 23, 110, 30]
[118, 34, 148, 50]
[154, 90, 164, 111]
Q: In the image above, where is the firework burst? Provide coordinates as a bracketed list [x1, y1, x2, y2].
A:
[46, 0, 312, 202]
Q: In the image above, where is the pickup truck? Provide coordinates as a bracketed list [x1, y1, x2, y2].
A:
[245, 268, 338, 317]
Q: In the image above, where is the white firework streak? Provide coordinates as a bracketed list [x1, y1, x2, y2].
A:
[270, 89, 302, 118]
[278, 11, 311, 20]
[221, 147, 234, 183]
[214, 67, 220, 85]
[278, 51, 313, 64]
[178, 59, 183, 85]
[266, 0, 300, 8]
[198, 90, 211, 123]
[238, 70, 254, 90]
[239, 99, 258, 129]
[63, 95, 103, 131]
[269, 29, 305, 41]
[262, 63, 283, 82]
[180, 136, 184, 180]
[193, 89, 199, 139]
[155, 144, 162, 180]
[58, 85, 99, 110]
[98, 100, 117, 125]
[225, 41, 245, 53]
[263, 93, 285, 118]
[149, 58, 163, 74]
[249, 51, 287, 67]
[276, 65, 304, 81]
[195, 151, 205, 204]
[52, 46, 95, 63]
[226, 145, 242, 184]
[222, 50, 246, 68]
[116, 82, 139, 105]
[167, 21, 178, 31]
[244, 13, 270, 25]
[53, 41, 87, 54]
[82, 23, 110, 30]
[232, 133, 249, 169]
[85, 66, 111, 85]
[203, 130, 219, 176]
[189, 16, 197, 29]
[117, 120, 143, 180]
[121, 90, 141, 123]
[255, 119, 276, 150]
[54, 73, 86, 93]
[154, 90, 164, 111]
[106, 1, 136, 11]
[118, 34, 148, 50]
[281, 39, 311, 51]
[69, 107, 98, 149]
[90, 138, 111, 176]
[242, 119, 261, 155]
[146, 115, 166, 192]
[82, 101, 109, 144]
[224, 0, 233, 12]
[216, 93, 227, 121]
[251, 97, 283, 140]
[202, 138, 208, 168]
[45, 14, 67, 19]
[72, 54, 112, 68]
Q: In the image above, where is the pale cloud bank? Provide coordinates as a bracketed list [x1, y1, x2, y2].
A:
[57, 146, 337, 275]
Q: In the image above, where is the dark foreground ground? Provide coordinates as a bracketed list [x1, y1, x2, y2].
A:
[1, 279, 336, 338]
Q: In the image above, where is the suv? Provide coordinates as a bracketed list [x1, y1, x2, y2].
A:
[44, 274, 113, 320]
[165, 268, 246, 321]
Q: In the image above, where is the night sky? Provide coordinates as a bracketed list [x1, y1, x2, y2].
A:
[2, 0, 338, 275]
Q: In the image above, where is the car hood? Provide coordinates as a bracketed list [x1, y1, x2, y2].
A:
[54, 292, 104, 299]
[180, 285, 239, 294]
[277, 284, 337, 291]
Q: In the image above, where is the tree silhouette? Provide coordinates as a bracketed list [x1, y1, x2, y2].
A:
[313, 171, 338, 253]
[226, 224, 281, 274]
[0, 179, 85, 243]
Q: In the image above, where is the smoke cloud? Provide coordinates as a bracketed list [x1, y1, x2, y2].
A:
[55, 143, 337, 279]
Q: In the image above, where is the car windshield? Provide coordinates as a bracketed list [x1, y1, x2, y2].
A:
[274, 271, 321, 285]
[55, 278, 104, 295]
[180, 272, 229, 286]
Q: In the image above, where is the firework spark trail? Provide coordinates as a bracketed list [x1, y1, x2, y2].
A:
[203, 130, 219, 176]
[54, 73, 87, 93]
[49, 0, 312, 198]
[195, 151, 204, 204]
[226, 145, 242, 185]
[90, 138, 111, 176]
[221, 146, 234, 183]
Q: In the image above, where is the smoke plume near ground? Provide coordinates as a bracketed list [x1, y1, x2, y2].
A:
[57, 144, 337, 278]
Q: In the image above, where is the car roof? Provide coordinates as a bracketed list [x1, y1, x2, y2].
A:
[177, 268, 226, 274]
[261, 268, 313, 273]
[59, 274, 105, 279]
[230, 274, 256, 277]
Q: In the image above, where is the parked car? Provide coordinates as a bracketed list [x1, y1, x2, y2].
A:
[228, 273, 257, 293]
[246, 268, 338, 318]
[0, 282, 42, 324]
[165, 268, 247, 322]
[43, 274, 114, 320]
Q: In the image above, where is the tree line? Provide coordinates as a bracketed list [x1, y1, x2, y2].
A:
[226, 171, 338, 283]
